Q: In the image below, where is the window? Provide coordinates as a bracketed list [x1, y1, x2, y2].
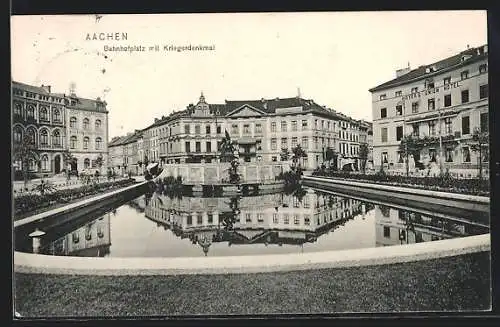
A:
[284, 214, 289, 224]
[95, 137, 102, 150]
[429, 121, 436, 136]
[444, 94, 451, 107]
[206, 141, 212, 153]
[396, 105, 403, 116]
[428, 98, 435, 111]
[479, 64, 487, 73]
[301, 137, 308, 149]
[53, 109, 61, 122]
[95, 119, 101, 129]
[461, 70, 469, 80]
[14, 102, 22, 115]
[411, 87, 418, 94]
[462, 147, 471, 163]
[446, 148, 453, 162]
[40, 129, 48, 145]
[462, 116, 470, 135]
[216, 126, 221, 134]
[412, 102, 419, 113]
[41, 155, 49, 171]
[314, 119, 318, 129]
[382, 154, 388, 167]
[479, 84, 488, 99]
[379, 94, 387, 100]
[380, 108, 387, 118]
[291, 120, 297, 131]
[243, 124, 250, 135]
[302, 120, 308, 129]
[271, 121, 276, 132]
[395, 90, 402, 97]
[381, 128, 388, 143]
[443, 77, 451, 85]
[412, 124, 419, 137]
[281, 121, 287, 132]
[314, 137, 318, 149]
[40, 107, 48, 121]
[195, 142, 201, 152]
[426, 80, 435, 89]
[70, 136, 77, 149]
[83, 118, 89, 129]
[13, 127, 22, 143]
[397, 151, 404, 163]
[291, 137, 297, 148]
[294, 215, 300, 225]
[27, 104, 35, 118]
[480, 112, 488, 133]
[27, 129, 36, 145]
[195, 125, 201, 135]
[184, 125, 190, 134]
[83, 136, 89, 149]
[396, 126, 403, 141]
[231, 124, 238, 135]
[206, 125, 211, 134]
[281, 138, 287, 149]
[255, 123, 262, 134]
[461, 90, 469, 103]
[197, 214, 202, 225]
[271, 138, 277, 150]
[429, 148, 437, 162]
[445, 118, 452, 134]
[273, 213, 278, 224]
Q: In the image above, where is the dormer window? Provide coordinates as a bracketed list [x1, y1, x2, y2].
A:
[379, 94, 387, 100]
[425, 79, 435, 89]
[461, 70, 469, 80]
[461, 54, 472, 62]
[443, 77, 451, 85]
[479, 64, 488, 74]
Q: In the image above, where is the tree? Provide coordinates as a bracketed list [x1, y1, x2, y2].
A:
[95, 154, 104, 172]
[359, 143, 369, 174]
[470, 128, 489, 180]
[398, 135, 423, 176]
[291, 145, 307, 170]
[13, 134, 39, 187]
[325, 147, 337, 170]
[219, 130, 238, 163]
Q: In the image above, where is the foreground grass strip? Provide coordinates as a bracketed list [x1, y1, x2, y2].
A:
[14, 251, 490, 317]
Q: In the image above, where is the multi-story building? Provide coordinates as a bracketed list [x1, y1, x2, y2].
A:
[12, 81, 109, 177]
[336, 114, 362, 170]
[369, 44, 489, 178]
[107, 131, 142, 176]
[359, 120, 374, 171]
[149, 93, 359, 170]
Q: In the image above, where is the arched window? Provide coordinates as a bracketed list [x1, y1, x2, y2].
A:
[27, 104, 35, 119]
[41, 155, 49, 171]
[95, 119, 101, 129]
[84, 158, 90, 169]
[83, 118, 89, 129]
[70, 117, 77, 128]
[53, 108, 61, 122]
[52, 130, 61, 146]
[40, 129, 49, 146]
[70, 136, 78, 149]
[13, 126, 23, 143]
[29, 159, 37, 171]
[26, 128, 36, 145]
[83, 136, 89, 149]
[95, 137, 102, 150]
[14, 102, 22, 115]
[39, 107, 48, 121]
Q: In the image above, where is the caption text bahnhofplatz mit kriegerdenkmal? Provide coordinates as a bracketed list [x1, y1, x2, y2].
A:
[103, 44, 216, 53]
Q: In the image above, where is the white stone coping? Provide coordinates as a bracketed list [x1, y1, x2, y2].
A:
[14, 181, 149, 229]
[14, 233, 490, 276]
[305, 176, 490, 204]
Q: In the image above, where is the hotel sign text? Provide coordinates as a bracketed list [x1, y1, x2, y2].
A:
[401, 81, 461, 101]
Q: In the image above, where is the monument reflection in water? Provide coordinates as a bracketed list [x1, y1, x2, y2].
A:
[34, 188, 488, 258]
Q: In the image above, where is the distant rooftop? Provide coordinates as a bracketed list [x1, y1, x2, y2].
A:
[369, 44, 488, 92]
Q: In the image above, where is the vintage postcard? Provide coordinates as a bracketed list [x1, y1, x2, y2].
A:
[11, 11, 490, 318]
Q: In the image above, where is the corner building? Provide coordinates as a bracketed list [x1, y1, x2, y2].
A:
[369, 45, 489, 178]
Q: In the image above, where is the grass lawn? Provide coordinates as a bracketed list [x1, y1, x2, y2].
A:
[14, 251, 491, 317]
[13, 181, 138, 221]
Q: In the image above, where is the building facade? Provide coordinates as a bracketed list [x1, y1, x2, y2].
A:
[12, 81, 109, 177]
[369, 44, 489, 178]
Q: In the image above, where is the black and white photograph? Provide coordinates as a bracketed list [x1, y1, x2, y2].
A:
[11, 10, 491, 317]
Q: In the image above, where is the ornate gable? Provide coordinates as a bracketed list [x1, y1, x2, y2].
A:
[226, 104, 266, 118]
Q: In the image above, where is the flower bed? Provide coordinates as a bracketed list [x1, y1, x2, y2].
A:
[14, 178, 137, 216]
[310, 169, 490, 197]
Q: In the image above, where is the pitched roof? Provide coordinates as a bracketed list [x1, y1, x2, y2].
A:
[66, 95, 107, 113]
[369, 44, 488, 92]
[12, 81, 49, 94]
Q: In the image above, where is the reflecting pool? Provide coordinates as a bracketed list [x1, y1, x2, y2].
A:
[16, 187, 489, 258]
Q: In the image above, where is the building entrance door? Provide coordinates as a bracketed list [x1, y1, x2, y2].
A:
[54, 155, 61, 173]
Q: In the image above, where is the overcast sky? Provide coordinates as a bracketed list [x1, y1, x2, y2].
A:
[11, 11, 487, 139]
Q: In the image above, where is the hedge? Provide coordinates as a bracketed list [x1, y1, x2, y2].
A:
[14, 178, 137, 216]
[311, 169, 490, 197]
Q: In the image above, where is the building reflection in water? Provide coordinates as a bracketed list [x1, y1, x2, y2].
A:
[39, 213, 112, 257]
[142, 188, 371, 256]
[375, 204, 488, 247]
